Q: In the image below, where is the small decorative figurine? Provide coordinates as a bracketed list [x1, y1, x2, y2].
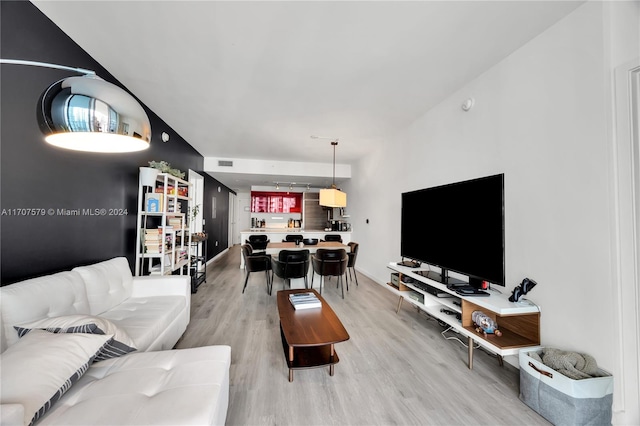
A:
[472, 311, 502, 337]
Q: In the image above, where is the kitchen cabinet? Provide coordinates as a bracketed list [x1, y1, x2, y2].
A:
[251, 191, 302, 213]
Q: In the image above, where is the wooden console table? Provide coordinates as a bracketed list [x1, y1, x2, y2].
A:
[386, 263, 540, 369]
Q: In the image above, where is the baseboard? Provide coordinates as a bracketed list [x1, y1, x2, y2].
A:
[206, 248, 229, 266]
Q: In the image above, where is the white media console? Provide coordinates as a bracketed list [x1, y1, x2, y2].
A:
[386, 262, 541, 369]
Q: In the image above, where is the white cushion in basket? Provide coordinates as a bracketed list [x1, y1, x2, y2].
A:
[14, 314, 136, 361]
[0, 330, 112, 426]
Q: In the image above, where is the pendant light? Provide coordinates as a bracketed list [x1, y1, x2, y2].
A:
[319, 139, 347, 208]
[1, 59, 151, 153]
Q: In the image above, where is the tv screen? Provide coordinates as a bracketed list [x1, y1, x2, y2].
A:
[401, 173, 505, 287]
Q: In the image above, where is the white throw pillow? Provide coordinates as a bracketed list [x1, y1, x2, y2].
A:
[0, 330, 112, 426]
[14, 314, 136, 361]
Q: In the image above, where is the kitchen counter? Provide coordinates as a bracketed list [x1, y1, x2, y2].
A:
[242, 228, 341, 233]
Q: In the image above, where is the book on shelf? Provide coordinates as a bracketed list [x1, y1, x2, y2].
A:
[144, 229, 161, 249]
[168, 218, 182, 227]
[289, 292, 322, 310]
[145, 193, 163, 213]
[156, 185, 176, 195]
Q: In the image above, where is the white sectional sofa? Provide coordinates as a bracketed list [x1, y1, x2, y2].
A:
[0, 257, 231, 426]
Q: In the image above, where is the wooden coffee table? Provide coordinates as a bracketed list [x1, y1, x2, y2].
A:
[277, 289, 350, 382]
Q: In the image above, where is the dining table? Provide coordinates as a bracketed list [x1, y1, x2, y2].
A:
[240, 241, 351, 290]
[265, 241, 351, 255]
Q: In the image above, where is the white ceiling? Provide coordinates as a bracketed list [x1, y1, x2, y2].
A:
[32, 0, 583, 192]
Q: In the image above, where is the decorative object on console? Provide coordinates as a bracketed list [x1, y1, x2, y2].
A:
[471, 311, 502, 337]
[508, 277, 537, 302]
[0, 59, 151, 153]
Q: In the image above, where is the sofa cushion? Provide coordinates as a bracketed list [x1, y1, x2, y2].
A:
[14, 314, 137, 361]
[72, 257, 134, 315]
[98, 295, 186, 351]
[0, 330, 112, 426]
[0, 271, 90, 349]
[38, 346, 232, 426]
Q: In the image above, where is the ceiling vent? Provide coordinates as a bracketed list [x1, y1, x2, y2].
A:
[218, 160, 233, 167]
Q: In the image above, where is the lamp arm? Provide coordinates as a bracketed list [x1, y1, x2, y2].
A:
[0, 59, 96, 76]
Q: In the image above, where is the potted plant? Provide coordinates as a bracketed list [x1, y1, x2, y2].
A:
[148, 161, 185, 179]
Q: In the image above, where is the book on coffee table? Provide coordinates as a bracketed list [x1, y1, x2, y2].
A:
[289, 292, 322, 310]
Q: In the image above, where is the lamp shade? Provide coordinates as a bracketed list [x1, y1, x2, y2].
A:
[37, 76, 151, 152]
[319, 187, 347, 208]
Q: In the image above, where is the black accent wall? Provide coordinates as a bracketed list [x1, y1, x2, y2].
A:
[202, 175, 231, 256]
[1, 1, 231, 284]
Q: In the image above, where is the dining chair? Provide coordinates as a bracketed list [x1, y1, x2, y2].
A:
[282, 234, 304, 244]
[246, 234, 269, 252]
[311, 248, 348, 298]
[346, 242, 359, 287]
[322, 234, 343, 243]
[272, 249, 310, 291]
[241, 244, 273, 295]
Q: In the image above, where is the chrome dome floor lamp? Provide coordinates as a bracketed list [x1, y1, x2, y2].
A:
[1, 58, 151, 153]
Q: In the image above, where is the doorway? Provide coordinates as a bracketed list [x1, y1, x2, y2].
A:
[188, 170, 204, 234]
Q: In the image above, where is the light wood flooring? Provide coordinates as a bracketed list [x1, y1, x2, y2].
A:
[176, 246, 549, 425]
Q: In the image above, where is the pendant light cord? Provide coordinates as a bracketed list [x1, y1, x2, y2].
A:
[331, 140, 338, 188]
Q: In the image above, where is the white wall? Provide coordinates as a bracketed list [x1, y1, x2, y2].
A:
[345, 2, 638, 424]
[236, 191, 251, 244]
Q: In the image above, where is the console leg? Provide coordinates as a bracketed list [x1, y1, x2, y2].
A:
[396, 296, 403, 313]
[497, 355, 504, 367]
[468, 337, 474, 369]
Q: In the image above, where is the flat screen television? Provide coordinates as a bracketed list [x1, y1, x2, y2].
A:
[400, 173, 505, 287]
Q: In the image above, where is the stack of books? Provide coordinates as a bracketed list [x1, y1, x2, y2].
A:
[144, 229, 161, 254]
[168, 217, 182, 228]
[156, 185, 175, 195]
[289, 292, 322, 310]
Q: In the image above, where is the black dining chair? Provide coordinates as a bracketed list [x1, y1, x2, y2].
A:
[272, 249, 310, 291]
[282, 234, 304, 244]
[241, 244, 273, 295]
[322, 234, 343, 243]
[246, 234, 269, 252]
[311, 248, 348, 298]
[346, 242, 359, 287]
